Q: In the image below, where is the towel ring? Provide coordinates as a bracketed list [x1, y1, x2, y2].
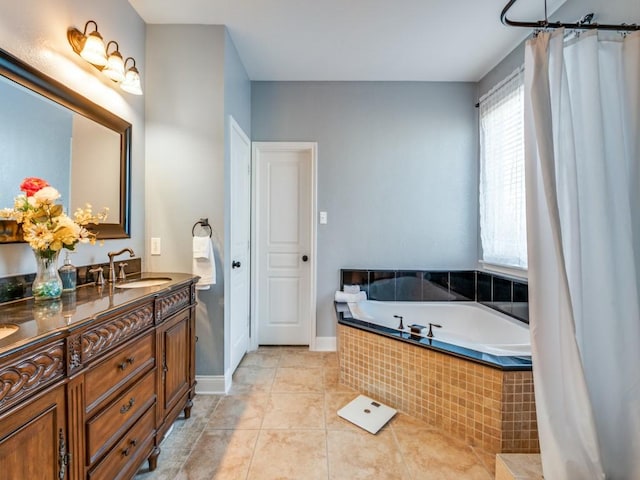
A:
[192, 218, 212, 238]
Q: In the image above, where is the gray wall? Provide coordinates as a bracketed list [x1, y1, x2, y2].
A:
[146, 26, 251, 377]
[0, 0, 146, 276]
[145, 25, 226, 376]
[252, 82, 478, 338]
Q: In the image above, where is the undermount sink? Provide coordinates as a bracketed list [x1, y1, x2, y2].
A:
[0, 323, 19, 340]
[115, 277, 172, 289]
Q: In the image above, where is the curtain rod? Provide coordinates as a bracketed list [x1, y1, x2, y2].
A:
[501, 0, 640, 31]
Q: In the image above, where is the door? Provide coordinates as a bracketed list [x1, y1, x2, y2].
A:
[0, 385, 67, 479]
[229, 116, 251, 372]
[252, 142, 316, 345]
[159, 310, 190, 416]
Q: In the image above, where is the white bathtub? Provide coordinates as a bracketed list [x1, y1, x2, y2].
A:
[346, 300, 531, 357]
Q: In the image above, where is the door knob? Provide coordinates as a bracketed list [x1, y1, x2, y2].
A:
[232, 260, 241, 269]
[302, 255, 309, 262]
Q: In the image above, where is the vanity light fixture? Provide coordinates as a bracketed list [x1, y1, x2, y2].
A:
[121, 58, 143, 95]
[67, 20, 143, 95]
[67, 20, 107, 66]
[102, 41, 125, 83]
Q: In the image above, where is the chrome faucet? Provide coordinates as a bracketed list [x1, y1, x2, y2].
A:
[107, 248, 135, 283]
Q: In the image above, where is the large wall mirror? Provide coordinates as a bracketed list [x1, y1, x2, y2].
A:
[0, 48, 131, 242]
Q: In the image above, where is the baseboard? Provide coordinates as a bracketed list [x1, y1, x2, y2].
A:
[195, 372, 231, 394]
[312, 336, 337, 351]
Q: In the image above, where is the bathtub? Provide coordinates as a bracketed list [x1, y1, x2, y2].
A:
[346, 300, 531, 357]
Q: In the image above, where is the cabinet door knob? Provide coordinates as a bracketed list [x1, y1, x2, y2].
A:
[302, 255, 309, 262]
[232, 260, 241, 269]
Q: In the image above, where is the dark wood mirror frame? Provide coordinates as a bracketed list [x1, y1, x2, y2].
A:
[0, 47, 131, 242]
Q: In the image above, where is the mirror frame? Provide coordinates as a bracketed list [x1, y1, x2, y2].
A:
[0, 47, 132, 241]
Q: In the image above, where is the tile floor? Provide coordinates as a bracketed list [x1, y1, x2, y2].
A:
[135, 347, 496, 480]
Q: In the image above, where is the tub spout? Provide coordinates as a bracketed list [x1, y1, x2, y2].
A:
[409, 324, 426, 335]
[427, 323, 442, 338]
[393, 315, 404, 330]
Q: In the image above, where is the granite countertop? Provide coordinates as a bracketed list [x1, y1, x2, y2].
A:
[0, 272, 197, 357]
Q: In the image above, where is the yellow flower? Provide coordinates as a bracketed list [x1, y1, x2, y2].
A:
[2, 178, 107, 254]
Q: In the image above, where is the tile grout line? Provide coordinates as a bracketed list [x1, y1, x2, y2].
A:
[173, 397, 223, 476]
[389, 423, 416, 480]
[243, 349, 281, 480]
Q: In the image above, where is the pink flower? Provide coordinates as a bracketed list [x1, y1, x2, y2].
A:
[20, 177, 49, 197]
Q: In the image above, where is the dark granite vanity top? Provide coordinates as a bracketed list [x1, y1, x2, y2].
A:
[0, 272, 196, 356]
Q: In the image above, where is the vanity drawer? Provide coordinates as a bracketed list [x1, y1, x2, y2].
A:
[86, 369, 155, 465]
[85, 332, 154, 413]
[88, 405, 155, 480]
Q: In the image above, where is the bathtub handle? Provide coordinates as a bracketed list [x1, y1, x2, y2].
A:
[393, 315, 404, 329]
[427, 323, 442, 338]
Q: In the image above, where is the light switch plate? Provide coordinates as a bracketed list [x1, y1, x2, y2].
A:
[151, 237, 161, 255]
[319, 211, 328, 224]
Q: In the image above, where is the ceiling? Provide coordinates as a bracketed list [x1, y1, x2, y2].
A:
[128, 0, 565, 82]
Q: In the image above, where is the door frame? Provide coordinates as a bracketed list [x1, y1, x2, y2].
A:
[250, 142, 318, 350]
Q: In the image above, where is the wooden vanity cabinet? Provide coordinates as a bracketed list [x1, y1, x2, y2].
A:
[0, 277, 197, 480]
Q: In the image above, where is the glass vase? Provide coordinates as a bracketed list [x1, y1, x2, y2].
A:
[32, 249, 63, 301]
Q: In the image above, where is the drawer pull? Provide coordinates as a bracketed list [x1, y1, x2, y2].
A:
[121, 439, 138, 457]
[118, 356, 136, 371]
[120, 397, 135, 414]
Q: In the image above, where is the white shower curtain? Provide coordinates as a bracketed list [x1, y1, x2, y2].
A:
[524, 30, 640, 479]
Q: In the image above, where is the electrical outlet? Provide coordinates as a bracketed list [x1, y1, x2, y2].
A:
[151, 237, 161, 255]
[320, 211, 328, 224]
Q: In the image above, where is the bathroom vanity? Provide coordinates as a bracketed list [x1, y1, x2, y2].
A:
[0, 273, 198, 480]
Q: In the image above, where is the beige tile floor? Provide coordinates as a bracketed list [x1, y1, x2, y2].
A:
[135, 347, 496, 480]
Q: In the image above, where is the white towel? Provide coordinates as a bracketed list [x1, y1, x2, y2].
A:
[193, 236, 216, 290]
[343, 284, 361, 294]
[334, 291, 367, 303]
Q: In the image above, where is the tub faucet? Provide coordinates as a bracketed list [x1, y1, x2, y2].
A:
[427, 322, 442, 338]
[107, 248, 135, 283]
[393, 315, 404, 330]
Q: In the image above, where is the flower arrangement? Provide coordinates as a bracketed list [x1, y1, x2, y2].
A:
[0, 177, 108, 256]
[0, 177, 108, 300]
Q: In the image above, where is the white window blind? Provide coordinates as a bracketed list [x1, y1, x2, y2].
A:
[479, 67, 527, 269]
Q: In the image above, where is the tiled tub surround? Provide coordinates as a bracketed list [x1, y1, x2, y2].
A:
[341, 269, 529, 323]
[338, 324, 539, 455]
[338, 268, 537, 455]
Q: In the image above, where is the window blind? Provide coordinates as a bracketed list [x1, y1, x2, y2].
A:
[479, 67, 527, 269]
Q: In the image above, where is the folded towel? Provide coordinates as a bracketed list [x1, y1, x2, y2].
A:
[343, 284, 361, 294]
[193, 236, 210, 258]
[334, 291, 367, 303]
[193, 236, 217, 290]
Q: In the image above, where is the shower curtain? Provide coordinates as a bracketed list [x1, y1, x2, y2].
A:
[524, 30, 640, 479]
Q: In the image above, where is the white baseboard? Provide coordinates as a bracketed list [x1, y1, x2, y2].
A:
[195, 372, 231, 395]
[312, 336, 337, 351]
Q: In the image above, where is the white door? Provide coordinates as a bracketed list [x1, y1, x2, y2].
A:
[252, 142, 316, 345]
[229, 117, 251, 373]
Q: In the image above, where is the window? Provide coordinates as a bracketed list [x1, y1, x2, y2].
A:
[479, 67, 527, 269]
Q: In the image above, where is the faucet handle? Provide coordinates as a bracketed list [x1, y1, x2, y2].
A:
[118, 263, 128, 281]
[88, 266, 105, 286]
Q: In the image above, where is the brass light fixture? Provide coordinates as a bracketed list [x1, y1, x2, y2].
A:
[67, 20, 143, 95]
[102, 41, 125, 82]
[121, 58, 143, 96]
[67, 20, 107, 66]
